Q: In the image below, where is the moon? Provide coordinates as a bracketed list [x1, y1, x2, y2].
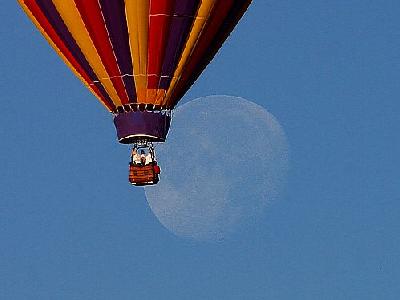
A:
[144, 96, 289, 241]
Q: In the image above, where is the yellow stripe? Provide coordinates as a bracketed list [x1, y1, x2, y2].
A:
[125, 0, 149, 102]
[165, 0, 217, 105]
[17, 0, 111, 111]
[52, 0, 123, 107]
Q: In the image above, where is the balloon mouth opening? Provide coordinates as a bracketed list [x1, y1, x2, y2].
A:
[114, 111, 171, 144]
[119, 134, 166, 144]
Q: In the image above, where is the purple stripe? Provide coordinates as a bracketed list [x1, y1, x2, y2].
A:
[171, 0, 252, 107]
[174, 0, 199, 15]
[35, 0, 115, 108]
[99, 0, 137, 103]
[159, 0, 200, 89]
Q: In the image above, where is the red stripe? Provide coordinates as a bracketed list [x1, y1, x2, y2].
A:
[23, 0, 114, 111]
[147, 0, 173, 89]
[74, 0, 130, 104]
[149, 0, 171, 14]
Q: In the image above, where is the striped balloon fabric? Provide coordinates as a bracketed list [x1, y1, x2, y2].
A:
[18, 0, 252, 113]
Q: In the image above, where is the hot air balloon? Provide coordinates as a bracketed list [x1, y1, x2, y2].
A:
[18, 0, 252, 186]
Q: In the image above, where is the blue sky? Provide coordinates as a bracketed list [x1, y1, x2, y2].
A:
[1, 1, 400, 299]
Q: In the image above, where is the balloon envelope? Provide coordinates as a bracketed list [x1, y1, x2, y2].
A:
[18, 0, 252, 141]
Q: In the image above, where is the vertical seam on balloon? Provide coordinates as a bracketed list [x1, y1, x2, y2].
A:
[147, 0, 170, 100]
[137, 1, 142, 74]
[34, 0, 117, 109]
[124, 0, 136, 103]
[116, 1, 138, 103]
[170, 1, 234, 105]
[147, 0, 152, 103]
[124, 0, 140, 95]
[53, 0, 124, 107]
[74, 0, 123, 108]
[18, 0, 115, 111]
[74, 0, 130, 105]
[129, 0, 150, 102]
[98, 0, 137, 103]
[166, 0, 218, 107]
[154, 0, 174, 105]
[157, 0, 202, 106]
[97, 0, 131, 103]
[171, 0, 252, 106]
